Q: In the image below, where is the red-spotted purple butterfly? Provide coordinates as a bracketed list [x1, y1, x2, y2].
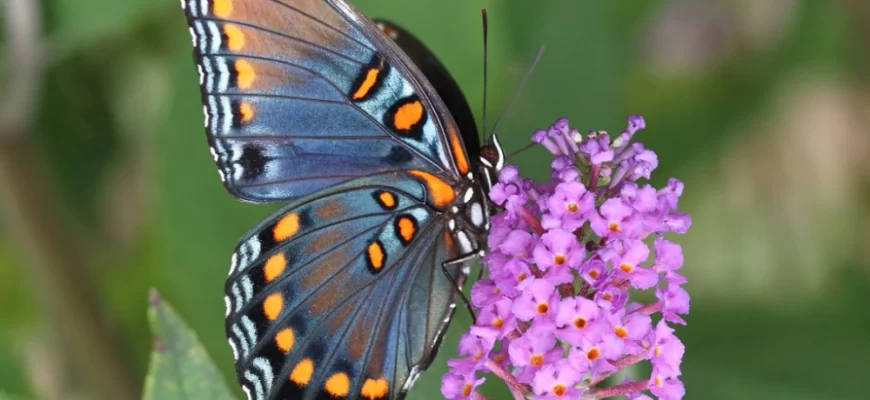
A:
[180, 1, 504, 399]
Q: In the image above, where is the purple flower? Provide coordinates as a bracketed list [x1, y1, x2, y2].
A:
[477, 298, 517, 337]
[442, 116, 691, 400]
[543, 181, 594, 231]
[441, 371, 484, 399]
[567, 336, 619, 376]
[533, 229, 583, 272]
[532, 360, 584, 399]
[650, 321, 685, 378]
[554, 296, 602, 346]
[470, 279, 501, 308]
[508, 321, 561, 382]
[657, 284, 690, 325]
[512, 279, 560, 321]
[498, 230, 536, 259]
[603, 239, 658, 290]
[653, 237, 684, 273]
[606, 308, 652, 354]
[579, 258, 607, 286]
[590, 198, 642, 239]
[650, 370, 686, 400]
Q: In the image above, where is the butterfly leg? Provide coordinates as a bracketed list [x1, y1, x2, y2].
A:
[441, 254, 482, 325]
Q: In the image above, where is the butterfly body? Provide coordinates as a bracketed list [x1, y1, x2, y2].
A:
[180, 1, 503, 399]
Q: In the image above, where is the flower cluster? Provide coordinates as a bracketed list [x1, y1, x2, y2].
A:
[442, 116, 691, 400]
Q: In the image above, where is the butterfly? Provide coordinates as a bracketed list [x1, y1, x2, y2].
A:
[180, 1, 504, 399]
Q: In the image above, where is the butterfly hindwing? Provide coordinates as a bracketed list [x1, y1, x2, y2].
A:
[181, 0, 472, 202]
[224, 172, 464, 400]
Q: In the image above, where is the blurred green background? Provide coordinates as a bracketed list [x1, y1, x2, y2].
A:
[1, 0, 868, 399]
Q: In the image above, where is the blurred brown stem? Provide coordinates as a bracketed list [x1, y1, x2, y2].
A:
[0, 0, 138, 399]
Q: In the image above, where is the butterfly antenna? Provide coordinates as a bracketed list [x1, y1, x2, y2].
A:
[481, 8, 490, 143]
[506, 142, 537, 159]
[489, 45, 545, 140]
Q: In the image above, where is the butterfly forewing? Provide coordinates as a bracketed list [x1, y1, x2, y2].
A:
[182, 0, 471, 203]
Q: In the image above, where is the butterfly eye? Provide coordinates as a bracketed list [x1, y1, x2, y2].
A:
[479, 144, 500, 167]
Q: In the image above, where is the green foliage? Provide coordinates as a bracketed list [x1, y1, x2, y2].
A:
[143, 290, 236, 400]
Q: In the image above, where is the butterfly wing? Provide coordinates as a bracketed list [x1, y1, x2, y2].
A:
[181, 0, 473, 203]
[224, 171, 464, 400]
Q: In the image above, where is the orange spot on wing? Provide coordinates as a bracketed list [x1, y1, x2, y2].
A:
[393, 100, 424, 130]
[397, 217, 415, 242]
[273, 213, 300, 241]
[361, 377, 389, 399]
[407, 170, 456, 209]
[290, 359, 314, 386]
[263, 252, 286, 282]
[235, 59, 255, 88]
[239, 102, 255, 122]
[448, 127, 469, 175]
[377, 191, 396, 209]
[213, 0, 232, 17]
[263, 293, 283, 321]
[223, 24, 245, 51]
[325, 372, 350, 397]
[275, 328, 295, 353]
[367, 241, 385, 270]
[353, 68, 380, 100]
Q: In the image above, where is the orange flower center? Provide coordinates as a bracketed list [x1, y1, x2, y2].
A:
[494, 353, 506, 363]
[619, 263, 634, 273]
[566, 202, 579, 212]
[530, 354, 544, 366]
[462, 383, 473, 396]
[573, 317, 587, 330]
[552, 384, 567, 397]
[517, 272, 528, 282]
[654, 346, 662, 357]
[586, 347, 600, 360]
[602, 292, 613, 301]
[553, 254, 566, 265]
[536, 302, 549, 315]
[473, 349, 483, 362]
[608, 222, 620, 232]
[589, 269, 601, 279]
[492, 317, 504, 329]
[614, 326, 628, 338]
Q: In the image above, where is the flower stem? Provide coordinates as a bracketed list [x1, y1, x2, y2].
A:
[518, 207, 545, 235]
[632, 301, 662, 316]
[581, 379, 650, 399]
[588, 164, 601, 189]
[484, 358, 532, 398]
[471, 391, 491, 400]
[590, 352, 649, 385]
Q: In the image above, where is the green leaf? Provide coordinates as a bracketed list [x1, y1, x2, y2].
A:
[143, 289, 237, 400]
